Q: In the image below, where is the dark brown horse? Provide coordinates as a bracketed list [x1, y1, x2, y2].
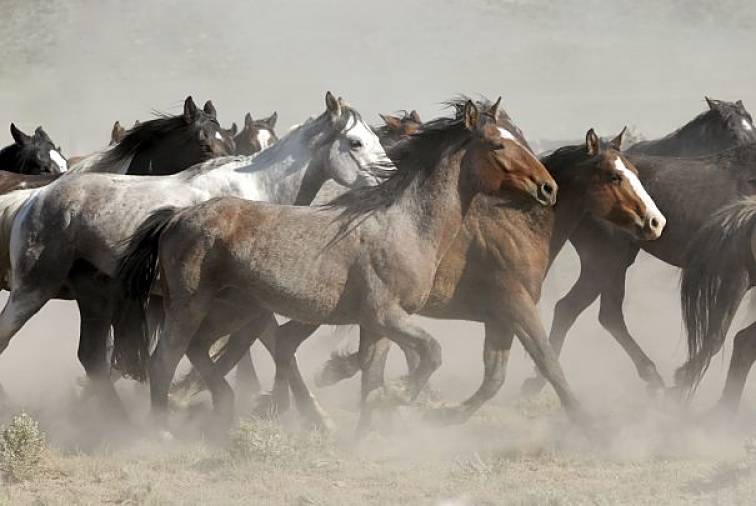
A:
[117, 100, 560, 433]
[0, 124, 67, 174]
[521, 103, 756, 396]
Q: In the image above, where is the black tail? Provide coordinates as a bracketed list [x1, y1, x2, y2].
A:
[678, 196, 756, 392]
[112, 207, 179, 380]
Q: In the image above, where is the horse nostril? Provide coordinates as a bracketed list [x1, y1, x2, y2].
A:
[541, 182, 554, 195]
[650, 217, 659, 229]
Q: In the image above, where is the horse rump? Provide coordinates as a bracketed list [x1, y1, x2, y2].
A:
[678, 196, 756, 392]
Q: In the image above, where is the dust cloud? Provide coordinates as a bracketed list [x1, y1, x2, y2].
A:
[1, 0, 756, 503]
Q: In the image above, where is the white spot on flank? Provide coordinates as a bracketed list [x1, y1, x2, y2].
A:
[214, 131, 223, 141]
[613, 157, 664, 227]
[742, 119, 753, 131]
[49, 149, 67, 172]
[257, 129, 273, 150]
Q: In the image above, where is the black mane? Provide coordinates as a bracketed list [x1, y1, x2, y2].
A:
[444, 95, 533, 152]
[327, 114, 471, 221]
[92, 112, 211, 171]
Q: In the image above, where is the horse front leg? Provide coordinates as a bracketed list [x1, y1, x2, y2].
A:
[425, 319, 514, 425]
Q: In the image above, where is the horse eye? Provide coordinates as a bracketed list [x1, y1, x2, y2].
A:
[610, 173, 622, 183]
[349, 139, 363, 149]
[491, 142, 504, 150]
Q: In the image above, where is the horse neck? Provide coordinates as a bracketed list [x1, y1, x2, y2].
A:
[545, 162, 590, 266]
[0, 146, 21, 173]
[193, 121, 327, 204]
[637, 113, 728, 156]
[395, 149, 471, 261]
[128, 133, 202, 176]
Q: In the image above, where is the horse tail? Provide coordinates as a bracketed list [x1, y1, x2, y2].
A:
[118, 207, 179, 299]
[678, 196, 756, 392]
[112, 207, 180, 380]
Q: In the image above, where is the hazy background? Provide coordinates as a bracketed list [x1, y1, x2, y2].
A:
[0, 0, 755, 427]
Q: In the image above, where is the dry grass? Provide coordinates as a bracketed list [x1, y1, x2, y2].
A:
[0, 393, 752, 505]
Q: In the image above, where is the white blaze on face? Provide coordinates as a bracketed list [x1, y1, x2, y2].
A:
[742, 118, 753, 131]
[214, 131, 224, 141]
[497, 127, 539, 163]
[613, 156, 665, 232]
[256, 129, 273, 150]
[49, 149, 67, 172]
[345, 113, 395, 173]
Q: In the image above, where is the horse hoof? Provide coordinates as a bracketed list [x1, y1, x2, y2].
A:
[520, 377, 545, 398]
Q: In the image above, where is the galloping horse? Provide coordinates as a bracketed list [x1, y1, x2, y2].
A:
[0, 124, 67, 175]
[0, 92, 394, 416]
[311, 122, 666, 426]
[522, 98, 756, 395]
[117, 100, 558, 433]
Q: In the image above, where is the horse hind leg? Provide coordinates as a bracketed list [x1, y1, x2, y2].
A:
[717, 320, 756, 414]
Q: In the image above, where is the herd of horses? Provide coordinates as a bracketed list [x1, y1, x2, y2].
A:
[0, 92, 755, 437]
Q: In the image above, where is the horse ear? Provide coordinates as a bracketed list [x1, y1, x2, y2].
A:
[244, 113, 254, 129]
[380, 114, 402, 131]
[736, 100, 745, 109]
[585, 128, 600, 156]
[10, 123, 31, 145]
[134, 120, 141, 127]
[409, 110, 421, 123]
[111, 121, 124, 142]
[705, 96, 718, 111]
[489, 97, 502, 118]
[609, 126, 627, 150]
[229, 122, 238, 136]
[34, 126, 52, 143]
[184, 96, 198, 123]
[325, 91, 342, 120]
[266, 112, 278, 128]
[203, 100, 217, 118]
[463, 100, 479, 131]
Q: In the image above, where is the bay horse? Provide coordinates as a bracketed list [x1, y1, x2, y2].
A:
[70, 96, 234, 174]
[520, 98, 756, 396]
[117, 100, 558, 433]
[678, 196, 756, 413]
[232, 112, 279, 155]
[0, 124, 67, 174]
[0, 92, 394, 416]
[375, 110, 423, 149]
[312, 126, 665, 426]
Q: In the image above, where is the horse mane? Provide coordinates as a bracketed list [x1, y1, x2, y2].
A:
[326, 114, 470, 221]
[443, 95, 533, 152]
[89, 113, 203, 172]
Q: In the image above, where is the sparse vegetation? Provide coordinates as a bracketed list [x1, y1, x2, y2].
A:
[0, 412, 47, 482]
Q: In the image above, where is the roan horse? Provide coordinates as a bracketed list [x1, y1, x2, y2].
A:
[0, 92, 394, 416]
[678, 195, 756, 413]
[313, 125, 667, 427]
[521, 97, 756, 396]
[0, 124, 67, 174]
[117, 100, 558, 433]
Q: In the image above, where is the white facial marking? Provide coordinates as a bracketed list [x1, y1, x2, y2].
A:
[742, 118, 753, 131]
[257, 129, 273, 150]
[214, 131, 223, 141]
[49, 149, 67, 172]
[613, 157, 665, 230]
[497, 127, 539, 162]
